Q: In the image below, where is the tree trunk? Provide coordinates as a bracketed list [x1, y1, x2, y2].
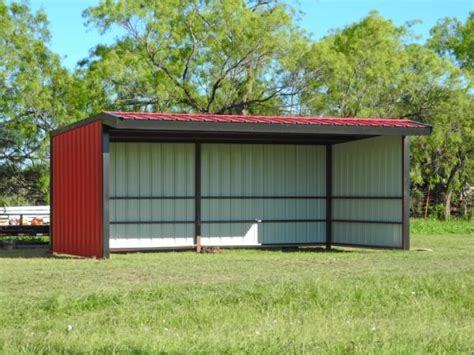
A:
[424, 188, 430, 219]
[444, 190, 452, 220]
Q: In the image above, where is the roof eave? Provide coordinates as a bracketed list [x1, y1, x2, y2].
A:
[107, 115, 432, 136]
[50, 112, 432, 137]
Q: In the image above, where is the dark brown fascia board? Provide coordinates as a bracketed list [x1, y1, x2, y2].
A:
[108, 130, 374, 145]
[49, 113, 117, 137]
[51, 111, 432, 137]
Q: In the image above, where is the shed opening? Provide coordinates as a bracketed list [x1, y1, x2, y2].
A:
[50, 112, 430, 258]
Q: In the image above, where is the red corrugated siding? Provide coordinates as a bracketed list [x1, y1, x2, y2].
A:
[105, 111, 426, 128]
[52, 121, 103, 258]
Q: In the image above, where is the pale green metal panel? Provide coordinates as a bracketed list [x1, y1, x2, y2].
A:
[333, 136, 402, 197]
[110, 200, 194, 222]
[109, 142, 194, 248]
[202, 198, 325, 221]
[202, 144, 325, 196]
[332, 136, 402, 247]
[201, 144, 326, 245]
[260, 222, 325, 244]
[333, 199, 402, 222]
[333, 222, 402, 248]
[111, 142, 194, 198]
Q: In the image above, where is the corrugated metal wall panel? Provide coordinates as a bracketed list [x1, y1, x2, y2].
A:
[110, 143, 194, 197]
[333, 222, 402, 248]
[332, 136, 403, 247]
[333, 136, 401, 197]
[333, 199, 402, 222]
[202, 144, 325, 196]
[260, 222, 326, 244]
[202, 199, 325, 221]
[109, 143, 194, 248]
[110, 224, 194, 248]
[201, 144, 326, 245]
[52, 121, 103, 258]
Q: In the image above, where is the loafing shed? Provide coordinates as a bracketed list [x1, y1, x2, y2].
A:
[50, 112, 431, 258]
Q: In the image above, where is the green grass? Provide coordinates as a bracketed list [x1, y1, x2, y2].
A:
[0, 236, 49, 244]
[411, 218, 474, 235]
[0, 230, 473, 353]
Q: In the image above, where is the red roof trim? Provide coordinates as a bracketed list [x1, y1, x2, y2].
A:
[105, 111, 427, 129]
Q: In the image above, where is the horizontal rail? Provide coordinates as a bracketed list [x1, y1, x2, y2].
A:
[202, 196, 326, 200]
[0, 225, 49, 236]
[111, 221, 194, 224]
[331, 242, 402, 250]
[110, 196, 400, 200]
[110, 196, 193, 200]
[332, 219, 402, 225]
[111, 219, 325, 224]
[202, 219, 325, 224]
[332, 196, 402, 200]
[110, 196, 326, 200]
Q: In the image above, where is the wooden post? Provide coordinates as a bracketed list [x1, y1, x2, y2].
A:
[196, 235, 201, 253]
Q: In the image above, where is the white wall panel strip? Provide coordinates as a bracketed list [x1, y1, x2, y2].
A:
[201, 221, 326, 246]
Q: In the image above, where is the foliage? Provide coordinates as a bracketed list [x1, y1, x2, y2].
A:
[1, 233, 473, 352]
[0, 1, 85, 205]
[429, 12, 474, 71]
[0, 164, 46, 205]
[298, 12, 410, 117]
[297, 12, 473, 218]
[81, 0, 307, 114]
[0, 2, 471, 219]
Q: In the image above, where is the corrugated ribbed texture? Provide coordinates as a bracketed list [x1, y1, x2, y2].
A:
[332, 136, 403, 247]
[202, 144, 325, 196]
[109, 143, 195, 248]
[107, 111, 426, 128]
[52, 121, 103, 258]
[333, 199, 401, 222]
[201, 144, 326, 245]
[333, 136, 402, 197]
[333, 223, 402, 248]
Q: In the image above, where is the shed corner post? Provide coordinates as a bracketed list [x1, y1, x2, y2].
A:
[326, 144, 332, 251]
[49, 133, 54, 253]
[402, 136, 410, 250]
[102, 126, 110, 258]
[195, 142, 202, 252]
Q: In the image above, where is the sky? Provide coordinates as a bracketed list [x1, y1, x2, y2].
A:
[24, 0, 473, 69]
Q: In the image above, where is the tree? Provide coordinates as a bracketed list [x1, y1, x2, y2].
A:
[0, 1, 79, 204]
[429, 12, 474, 71]
[298, 12, 473, 219]
[297, 12, 409, 117]
[81, 0, 307, 114]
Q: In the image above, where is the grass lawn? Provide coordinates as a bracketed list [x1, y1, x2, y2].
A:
[0, 223, 473, 353]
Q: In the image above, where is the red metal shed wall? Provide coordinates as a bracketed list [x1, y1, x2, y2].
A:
[52, 121, 103, 258]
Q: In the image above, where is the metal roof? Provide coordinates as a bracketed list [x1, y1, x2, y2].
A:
[105, 111, 427, 129]
[51, 111, 432, 138]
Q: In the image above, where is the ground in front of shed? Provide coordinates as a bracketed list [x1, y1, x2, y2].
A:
[0, 223, 473, 353]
